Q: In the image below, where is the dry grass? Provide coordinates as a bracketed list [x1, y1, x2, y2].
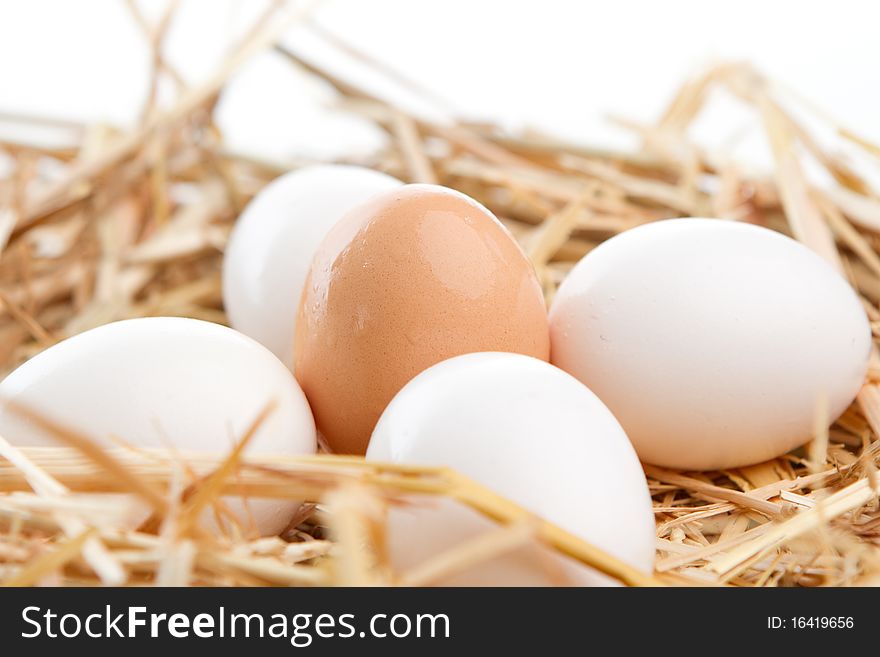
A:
[0, 2, 879, 586]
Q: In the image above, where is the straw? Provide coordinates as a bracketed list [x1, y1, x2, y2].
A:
[0, 7, 878, 587]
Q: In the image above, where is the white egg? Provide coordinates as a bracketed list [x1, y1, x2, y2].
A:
[222, 164, 402, 368]
[550, 218, 872, 471]
[366, 352, 655, 586]
[0, 317, 316, 536]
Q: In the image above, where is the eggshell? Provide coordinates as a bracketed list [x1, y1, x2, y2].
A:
[222, 164, 401, 367]
[549, 218, 872, 470]
[0, 317, 316, 535]
[295, 184, 550, 455]
[366, 352, 655, 586]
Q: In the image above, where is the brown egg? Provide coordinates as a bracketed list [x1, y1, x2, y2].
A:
[294, 184, 550, 454]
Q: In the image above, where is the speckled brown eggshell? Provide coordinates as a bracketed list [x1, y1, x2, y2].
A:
[294, 184, 550, 455]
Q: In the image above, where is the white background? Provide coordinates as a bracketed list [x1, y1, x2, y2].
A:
[0, 0, 878, 168]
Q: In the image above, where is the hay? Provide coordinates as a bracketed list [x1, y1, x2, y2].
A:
[0, 3, 879, 587]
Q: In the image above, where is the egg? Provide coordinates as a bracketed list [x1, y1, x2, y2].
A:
[222, 164, 401, 368]
[549, 218, 872, 470]
[366, 352, 655, 586]
[0, 317, 316, 535]
[295, 184, 550, 455]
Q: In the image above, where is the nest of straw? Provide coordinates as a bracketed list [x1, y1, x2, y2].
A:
[1, 3, 879, 587]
